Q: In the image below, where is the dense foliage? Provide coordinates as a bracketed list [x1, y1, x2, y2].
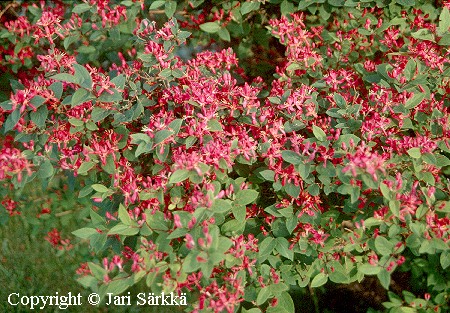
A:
[1, 0, 449, 312]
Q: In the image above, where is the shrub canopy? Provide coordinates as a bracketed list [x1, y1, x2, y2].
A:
[0, 1, 449, 312]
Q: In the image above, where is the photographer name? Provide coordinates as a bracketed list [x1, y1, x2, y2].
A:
[106, 292, 187, 306]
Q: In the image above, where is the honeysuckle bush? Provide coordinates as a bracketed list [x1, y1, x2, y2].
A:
[1, 0, 450, 312]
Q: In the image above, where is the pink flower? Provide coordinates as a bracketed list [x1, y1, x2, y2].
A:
[342, 142, 387, 181]
[185, 234, 195, 249]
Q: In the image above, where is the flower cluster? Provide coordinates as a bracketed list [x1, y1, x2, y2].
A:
[1, 1, 450, 312]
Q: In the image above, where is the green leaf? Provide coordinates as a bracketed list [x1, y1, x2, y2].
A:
[221, 219, 245, 235]
[422, 153, 436, 166]
[72, 227, 98, 239]
[380, 182, 391, 201]
[159, 68, 172, 78]
[396, 0, 415, 6]
[280, 0, 295, 16]
[134, 142, 151, 157]
[178, 30, 191, 40]
[375, 236, 394, 255]
[405, 92, 425, 109]
[185, 136, 197, 149]
[337, 184, 360, 203]
[307, 184, 319, 196]
[3, 109, 20, 132]
[281, 151, 302, 165]
[398, 307, 418, 313]
[101, 154, 115, 175]
[286, 216, 297, 234]
[275, 237, 294, 261]
[118, 204, 132, 225]
[411, 29, 434, 41]
[358, 264, 381, 275]
[240, 1, 260, 15]
[90, 209, 105, 227]
[171, 68, 184, 78]
[430, 238, 449, 251]
[285, 183, 300, 198]
[419, 240, 435, 254]
[146, 211, 168, 231]
[110, 74, 126, 89]
[257, 169, 275, 181]
[68, 118, 84, 127]
[406, 147, 421, 159]
[168, 119, 183, 135]
[436, 201, 450, 213]
[38, 159, 54, 178]
[217, 28, 230, 41]
[86, 121, 98, 131]
[258, 237, 276, 262]
[154, 129, 173, 145]
[363, 217, 382, 228]
[232, 204, 246, 221]
[286, 63, 302, 72]
[328, 0, 345, 6]
[329, 263, 349, 284]
[169, 169, 190, 184]
[88, 262, 107, 280]
[98, 89, 121, 102]
[149, 0, 165, 9]
[63, 35, 80, 50]
[78, 185, 93, 198]
[71, 88, 92, 107]
[416, 204, 428, 219]
[207, 119, 223, 132]
[377, 268, 391, 289]
[0, 100, 12, 111]
[77, 161, 95, 175]
[166, 228, 188, 240]
[30, 105, 48, 129]
[297, 162, 311, 179]
[268, 97, 281, 104]
[335, 134, 360, 147]
[30, 95, 45, 109]
[50, 73, 79, 85]
[389, 199, 400, 217]
[403, 59, 416, 80]
[182, 252, 202, 273]
[310, 272, 328, 288]
[439, 7, 450, 34]
[211, 199, 232, 214]
[77, 276, 96, 289]
[272, 292, 295, 313]
[108, 223, 139, 236]
[439, 33, 450, 45]
[91, 107, 112, 122]
[155, 143, 168, 162]
[235, 189, 258, 206]
[312, 125, 327, 141]
[440, 251, 450, 269]
[256, 286, 272, 305]
[72, 3, 91, 14]
[200, 261, 214, 281]
[105, 277, 134, 296]
[199, 22, 221, 33]
[91, 184, 108, 193]
[334, 93, 347, 108]
[73, 64, 93, 89]
[164, 1, 176, 18]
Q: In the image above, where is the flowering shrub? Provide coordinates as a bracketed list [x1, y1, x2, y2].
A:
[1, 0, 450, 312]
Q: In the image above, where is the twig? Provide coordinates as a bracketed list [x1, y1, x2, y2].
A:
[0, 2, 19, 20]
[55, 210, 73, 217]
[308, 282, 320, 313]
